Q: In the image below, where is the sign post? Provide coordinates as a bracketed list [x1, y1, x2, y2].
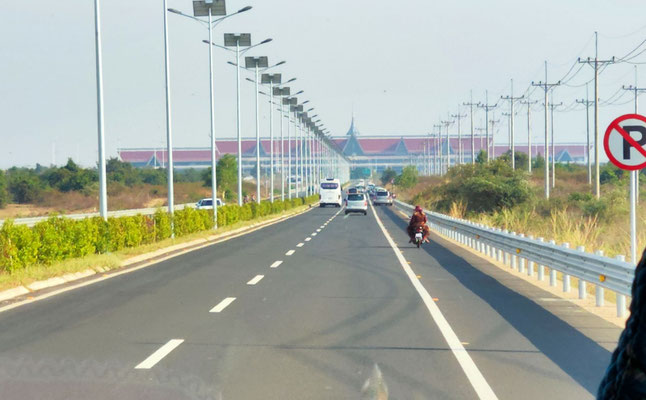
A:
[604, 113, 646, 265]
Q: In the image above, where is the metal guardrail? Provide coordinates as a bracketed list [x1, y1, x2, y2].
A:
[0, 203, 196, 228]
[395, 199, 635, 317]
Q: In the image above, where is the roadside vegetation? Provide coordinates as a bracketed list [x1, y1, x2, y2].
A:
[0, 157, 265, 218]
[0, 194, 319, 285]
[395, 152, 646, 262]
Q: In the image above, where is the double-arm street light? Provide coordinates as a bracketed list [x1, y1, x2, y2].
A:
[272, 82, 296, 200]
[170, 1, 252, 226]
[261, 73, 283, 202]
[204, 35, 272, 205]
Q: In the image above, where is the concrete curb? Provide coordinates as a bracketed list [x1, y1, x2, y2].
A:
[0, 204, 317, 305]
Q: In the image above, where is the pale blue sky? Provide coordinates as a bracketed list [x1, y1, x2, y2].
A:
[1, 0, 646, 168]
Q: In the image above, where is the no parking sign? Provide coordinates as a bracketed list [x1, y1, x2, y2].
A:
[604, 113, 646, 170]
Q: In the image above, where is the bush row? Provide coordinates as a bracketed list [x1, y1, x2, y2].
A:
[0, 195, 318, 272]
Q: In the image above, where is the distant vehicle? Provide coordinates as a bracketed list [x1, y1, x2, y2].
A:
[289, 177, 302, 183]
[347, 187, 358, 194]
[356, 185, 365, 193]
[345, 193, 368, 215]
[320, 178, 342, 207]
[196, 198, 224, 209]
[373, 190, 393, 206]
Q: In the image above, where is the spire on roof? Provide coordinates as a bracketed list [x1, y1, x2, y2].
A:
[346, 114, 360, 136]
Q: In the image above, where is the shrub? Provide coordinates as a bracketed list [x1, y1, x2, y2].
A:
[395, 165, 418, 189]
[0, 170, 8, 209]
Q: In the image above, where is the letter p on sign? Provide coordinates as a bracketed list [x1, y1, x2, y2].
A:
[604, 114, 646, 171]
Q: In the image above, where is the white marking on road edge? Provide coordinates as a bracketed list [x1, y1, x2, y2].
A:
[210, 297, 236, 313]
[135, 339, 184, 369]
[297, 242, 304, 247]
[270, 260, 283, 268]
[370, 203, 498, 400]
[286, 250, 295, 256]
[247, 275, 264, 285]
[305, 237, 311, 242]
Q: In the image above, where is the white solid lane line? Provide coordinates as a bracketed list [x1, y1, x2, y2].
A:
[247, 275, 264, 285]
[135, 339, 184, 370]
[305, 237, 311, 242]
[210, 297, 236, 313]
[370, 203, 498, 400]
[286, 250, 295, 256]
[270, 260, 283, 268]
[297, 243, 304, 247]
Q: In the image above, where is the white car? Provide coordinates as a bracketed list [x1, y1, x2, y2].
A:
[345, 193, 368, 215]
[196, 198, 224, 210]
[373, 190, 393, 206]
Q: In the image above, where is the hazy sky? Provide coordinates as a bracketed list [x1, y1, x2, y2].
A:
[2, 0, 646, 168]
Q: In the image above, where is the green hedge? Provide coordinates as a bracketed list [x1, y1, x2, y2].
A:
[0, 195, 318, 272]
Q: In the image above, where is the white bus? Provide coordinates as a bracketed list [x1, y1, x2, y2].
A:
[319, 178, 342, 207]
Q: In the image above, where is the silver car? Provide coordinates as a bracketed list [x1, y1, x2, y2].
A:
[345, 193, 368, 215]
[373, 190, 393, 206]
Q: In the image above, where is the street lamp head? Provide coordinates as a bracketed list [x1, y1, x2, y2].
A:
[260, 38, 273, 45]
[276, 61, 286, 66]
[295, 90, 304, 95]
[168, 8, 182, 14]
[237, 6, 252, 13]
[307, 107, 315, 112]
[287, 78, 297, 83]
[227, 61, 236, 66]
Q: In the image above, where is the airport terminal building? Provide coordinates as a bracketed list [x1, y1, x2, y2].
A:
[118, 118, 588, 174]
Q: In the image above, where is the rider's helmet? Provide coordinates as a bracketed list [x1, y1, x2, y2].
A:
[414, 205, 423, 213]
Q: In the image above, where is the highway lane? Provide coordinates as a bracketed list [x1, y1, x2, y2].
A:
[0, 202, 622, 399]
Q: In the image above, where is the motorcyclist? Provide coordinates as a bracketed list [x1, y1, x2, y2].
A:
[408, 205, 430, 243]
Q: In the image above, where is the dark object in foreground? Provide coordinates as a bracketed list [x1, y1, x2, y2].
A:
[597, 249, 646, 399]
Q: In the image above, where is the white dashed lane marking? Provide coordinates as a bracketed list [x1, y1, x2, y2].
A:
[297, 243, 304, 247]
[247, 275, 264, 285]
[286, 250, 295, 256]
[305, 237, 311, 242]
[210, 297, 236, 313]
[135, 339, 184, 370]
[270, 260, 283, 268]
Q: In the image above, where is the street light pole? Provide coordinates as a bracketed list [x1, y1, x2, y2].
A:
[93, 0, 108, 220]
[162, 0, 175, 228]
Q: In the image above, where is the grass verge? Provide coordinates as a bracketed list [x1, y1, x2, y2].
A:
[0, 203, 314, 292]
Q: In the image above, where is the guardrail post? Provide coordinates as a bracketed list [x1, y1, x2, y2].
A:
[511, 232, 518, 270]
[576, 245, 587, 299]
[518, 234, 525, 273]
[527, 235, 535, 276]
[537, 238, 545, 281]
[549, 240, 557, 286]
[502, 230, 509, 266]
[562, 243, 571, 292]
[615, 255, 627, 318]
[595, 250, 605, 307]
[495, 231, 502, 261]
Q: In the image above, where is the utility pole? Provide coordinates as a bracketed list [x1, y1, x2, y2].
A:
[520, 99, 538, 172]
[433, 123, 443, 174]
[488, 114, 501, 160]
[501, 79, 524, 169]
[578, 31, 615, 199]
[547, 101, 563, 188]
[464, 90, 478, 165]
[532, 61, 560, 199]
[477, 90, 497, 163]
[451, 108, 467, 165]
[576, 84, 594, 186]
[441, 118, 454, 172]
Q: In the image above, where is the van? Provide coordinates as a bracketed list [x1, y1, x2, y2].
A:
[320, 178, 342, 207]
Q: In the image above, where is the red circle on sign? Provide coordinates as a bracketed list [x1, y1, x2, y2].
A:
[603, 113, 646, 171]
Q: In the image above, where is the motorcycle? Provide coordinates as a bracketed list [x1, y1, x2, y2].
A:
[414, 226, 424, 248]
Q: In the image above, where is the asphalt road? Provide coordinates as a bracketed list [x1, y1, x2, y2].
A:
[0, 202, 622, 399]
